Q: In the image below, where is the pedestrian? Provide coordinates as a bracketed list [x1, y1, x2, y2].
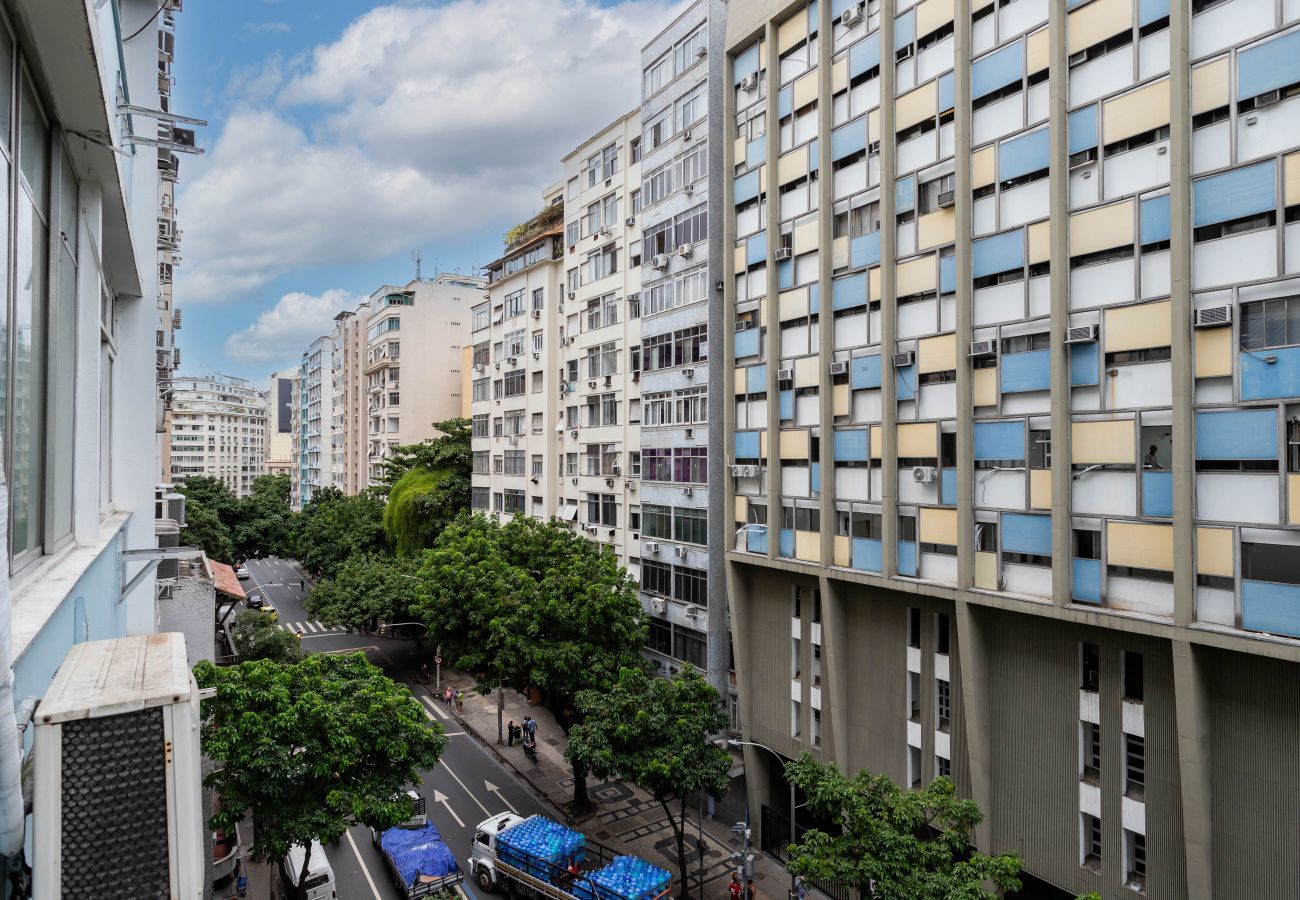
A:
[443, 687, 453, 710]
[525, 715, 538, 739]
[794, 874, 807, 900]
[299, 578, 305, 591]
[455, 689, 464, 714]
[746, 879, 756, 900]
[729, 874, 743, 900]
[419, 662, 430, 686]
[234, 861, 248, 898]
[507, 720, 517, 747]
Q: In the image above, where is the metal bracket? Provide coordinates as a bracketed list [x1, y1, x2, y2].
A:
[120, 545, 203, 601]
[122, 134, 204, 155]
[116, 104, 208, 127]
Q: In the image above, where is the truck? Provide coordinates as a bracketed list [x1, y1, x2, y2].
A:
[470, 812, 672, 900]
[372, 792, 465, 898]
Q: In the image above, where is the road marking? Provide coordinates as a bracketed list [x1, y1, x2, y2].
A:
[433, 789, 465, 827]
[344, 829, 384, 900]
[317, 645, 379, 656]
[420, 694, 451, 721]
[420, 704, 435, 721]
[483, 780, 517, 815]
[441, 761, 493, 818]
[313, 620, 326, 631]
[303, 621, 319, 633]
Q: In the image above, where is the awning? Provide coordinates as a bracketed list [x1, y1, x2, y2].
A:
[557, 502, 578, 522]
[209, 561, 246, 601]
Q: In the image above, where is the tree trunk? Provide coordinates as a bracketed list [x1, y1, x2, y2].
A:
[659, 797, 689, 900]
[571, 761, 591, 810]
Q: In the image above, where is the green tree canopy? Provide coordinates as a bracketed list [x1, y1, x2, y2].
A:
[194, 654, 447, 896]
[231, 474, 295, 560]
[567, 666, 731, 893]
[783, 754, 1022, 900]
[180, 499, 234, 564]
[230, 609, 304, 663]
[294, 486, 388, 578]
[378, 418, 472, 495]
[305, 554, 423, 632]
[384, 466, 456, 556]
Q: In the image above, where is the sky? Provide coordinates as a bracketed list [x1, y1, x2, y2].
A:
[172, 0, 683, 385]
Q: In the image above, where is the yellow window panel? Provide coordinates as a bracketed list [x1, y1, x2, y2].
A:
[1102, 79, 1170, 146]
[869, 266, 882, 301]
[832, 58, 848, 94]
[834, 534, 851, 567]
[794, 220, 820, 254]
[1194, 327, 1232, 379]
[1192, 57, 1230, 116]
[734, 135, 747, 167]
[735, 366, 748, 395]
[917, 209, 956, 250]
[896, 81, 938, 133]
[868, 108, 880, 142]
[1290, 475, 1300, 526]
[973, 368, 997, 406]
[833, 382, 850, 416]
[974, 551, 998, 590]
[1285, 150, 1300, 208]
[898, 422, 938, 458]
[1029, 469, 1051, 510]
[1027, 220, 1050, 265]
[779, 286, 810, 321]
[833, 236, 849, 270]
[916, 0, 955, 39]
[1026, 27, 1049, 75]
[972, 145, 995, 189]
[761, 430, 769, 459]
[919, 507, 958, 546]
[1068, 0, 1133, 56]
[1107, 521, 1173, 571]
[917, 333, 957, 374]
[781, 428, 810, 459]
[1071, 419, 1135, 465]
[795, 530, 821, 562]
[1104, 300, 1171, 353]
[869, 425, 882, 459]
[794, 355, 819, 388]
[897, 254, 937, 296]
[793, 71, 818, 110]
[1070, 199, 1134, 258]
[733, 243, 746, 272]
[734, 495, 748, 522]
[778, 11, 808, 54]
[1197, 527, 1234, 575]
[779, 146, 809, 185]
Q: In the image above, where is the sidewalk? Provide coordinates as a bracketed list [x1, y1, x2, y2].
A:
[436, 670, 789, 900]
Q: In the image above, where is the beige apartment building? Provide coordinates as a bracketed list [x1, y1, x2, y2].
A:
[331, 305, 370, 495]
[265, 368, 295, 477]
[168, 374, 267, 498]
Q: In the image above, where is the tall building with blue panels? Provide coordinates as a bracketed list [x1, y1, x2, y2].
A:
[721, 1, 1300, 896]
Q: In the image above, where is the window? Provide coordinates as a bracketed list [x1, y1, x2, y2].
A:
[503, 450, 525, 476]
[674, 447, 707, 483]
[471, 486, 489, 510]
[644, 109, 670, 151]
[935, 613, 950, 655]
[585, 342, 618, 378]
[1125, 831, 1147, 891]
[919, 174, 955, 214]
[503, 489, 525, 514]
[566, 220, 579, 246]
[643, 53, 671, 98]
[642, 503, 672, 539]
[907, 607, 921, 648]
[601, 143, 619, 179]
[675, 387, 707, 424]
[674, 506, 708, 545]
[630, 137, 641, 164]
[642, 559, 673, 595]
[532, 288, 544, 311]
[1240, 296, 1300, 350]
[1082, 722, 1101, 781]
[472, 378, 488, 403]
[674, 565, 707, 605]
[675, 82, 707, 132]
[1081, 642, 1101, 692]
[532, 455, 543, 477]
[472, 303, 491, 331]
[673, 203, 708, 249]
[504, 329, 525, 357]
[587, 243, 618, 282]
[472, 415, 489, 438]
[1125, 733, 1146, 801]
[629, 450, 641, 478]
[503, 370, 525, 397]
[586, 492, 618, 527]
[679, 142, 707, 188]
[1082, 814, 1102, 871]
[936, 678, 951, 732]
[674, 26, 706, 72]
[504, 290, 526, 318]
[1123, 651, 1143, 702]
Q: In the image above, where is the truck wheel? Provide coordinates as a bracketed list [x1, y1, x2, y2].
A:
[476, 867, 496, 893]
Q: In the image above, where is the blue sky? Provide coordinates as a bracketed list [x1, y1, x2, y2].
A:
[172, 0, 679, 384]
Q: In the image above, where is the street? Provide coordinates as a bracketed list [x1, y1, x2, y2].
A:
[244, 559, 557, 900]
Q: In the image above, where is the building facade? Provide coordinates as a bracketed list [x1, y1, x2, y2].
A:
[722, 2, 1300, 898]
[293, 336, 333, 508]
[169, 374, 267, 498]
[265, 368, 295, 478]
[331, 305, 370, 495]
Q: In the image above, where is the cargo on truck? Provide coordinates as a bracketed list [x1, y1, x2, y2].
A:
[372, 791, 465, 898]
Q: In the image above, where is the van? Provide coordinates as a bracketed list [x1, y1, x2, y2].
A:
[284, 840, 337, 900]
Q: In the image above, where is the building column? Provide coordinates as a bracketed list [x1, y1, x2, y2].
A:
[954, 599, 994, 851]
[1048, 0, 1073, 607]
[878, 0, 899, 576]
[819, 574, 850, 766]
[953, 0, 974, 586]
[1171, 640, 1213, 897]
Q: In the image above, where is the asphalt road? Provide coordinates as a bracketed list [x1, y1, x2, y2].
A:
[244, 558, 557, 900]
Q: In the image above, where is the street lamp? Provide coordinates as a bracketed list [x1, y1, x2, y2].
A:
[728, 738, 798, 896]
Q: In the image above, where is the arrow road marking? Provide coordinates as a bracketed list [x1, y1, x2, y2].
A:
[344, 828, 384, 900]
[434, 789, 464, 827]
[483, 780, 516, 815]
[441, 761, 492, 818]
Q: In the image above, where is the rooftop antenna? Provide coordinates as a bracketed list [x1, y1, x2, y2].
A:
[412, 249, 423, 282]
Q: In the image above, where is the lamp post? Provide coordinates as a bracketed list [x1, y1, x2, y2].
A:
[728, 738, 797, 896]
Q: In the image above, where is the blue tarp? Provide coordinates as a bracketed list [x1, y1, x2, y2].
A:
[381, 823, 460, 889]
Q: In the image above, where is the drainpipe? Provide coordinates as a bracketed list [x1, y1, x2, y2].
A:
[0, 474, 24, 856]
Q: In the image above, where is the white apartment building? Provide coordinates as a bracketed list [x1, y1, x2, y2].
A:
[365, 274, 484, 483]
[169, 374, 268, 498]
[331, 305, 370, 495]
[265, 367, 294, 478]
[293, 336, 333, 508]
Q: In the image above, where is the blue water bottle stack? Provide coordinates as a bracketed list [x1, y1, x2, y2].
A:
[578, 855, 673, 900]
[498, 816, 588, 884]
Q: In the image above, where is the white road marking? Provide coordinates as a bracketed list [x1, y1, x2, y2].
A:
[313, 620, 326, 631]
[344, 829, 384, 900]
[303, 621, 319, 633]
[483, 780, 517, 815]
[433, 789, 465, 827]
[420, 704, 435, 721]
[420, 694, 451, 721]
[441, 761, 492, 818]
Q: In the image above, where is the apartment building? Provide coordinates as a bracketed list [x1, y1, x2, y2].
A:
[169, 374, 268, 497]
[332, 305, 370, 494]
[638, 1, 734, 710]
[265, 368, 295, 477]
[293, 335, 333, 508]
[365, 274, 484, 483]
[723, 2, 1300, 897]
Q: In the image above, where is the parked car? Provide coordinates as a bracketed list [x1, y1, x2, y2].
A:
[245, 592, 264, 609]
[236, 567, 251, 580]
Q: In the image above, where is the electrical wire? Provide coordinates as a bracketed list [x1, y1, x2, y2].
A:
[124, 2, 166, 42]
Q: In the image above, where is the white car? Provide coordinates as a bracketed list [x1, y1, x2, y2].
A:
[236, 567, 250, 580]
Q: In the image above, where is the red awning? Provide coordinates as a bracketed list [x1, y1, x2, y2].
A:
[209, 561, 246, 601]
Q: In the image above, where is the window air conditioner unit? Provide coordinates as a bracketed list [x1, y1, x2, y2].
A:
[586, 524, 599, 534]
[730, 464, 746, 477]
[937, 189, 955, 208]
[567, 290, 576, 300]
[572, 477, 579, 484]
[652, 253, 670, 270]
[840, 3, 864, 27]
[494, 362, 501, 370]
[645, 541, 661, 553]
[34, 635, 205, 900]
[682, 487, 694, 497]
[682, 128, 693, 141]
[969, 339, 997, 357]
[1065, 324, 1099, 344]
[893, 351, 915, 367]
[604, 375, 612, 386]
[676, 244, 693, 258]
[493, 317, 503, 326]
[696, 45, 708, 59]
[629, 480, 638, 491]
[533, 351, 540, 360]
[508, 356, 517, 365]
[651, 597, 666, 613]
[683, 182, 695, 195]
[777, 367, 794, 381]
[588, 379, 597, 389]
[774, 247, 792, 261]
[532, 310, 541, 319]
[626, 216, 636, 227]
[605, 477, 614, 487]
[739, 72, 758, 92]
[1193, 305, 1233, 329]
[675, 546, 689, 559]
[684, 427, 695, 440]
[830, 361, 849, 375]
[683, 367, 696, 379]
[735, 320, 754, 331]
[912, 466, 938, 483]
[570, 429, 579, 438]
[1255, 89, 1283, 108]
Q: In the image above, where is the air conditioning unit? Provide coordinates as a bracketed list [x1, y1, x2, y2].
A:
[969, 340, 997, 358]
[1193, 305, 1233, 329]
[34, 634, 205, 899]
[674, 546, 689, 559]
[735, 320, 754, 331]
[937, 189, 955, 208]
[686, 605, 703, 619]
[1255, 89, 1283, 107]
[507, 356, 517, 365]
[533, 351, 540, 360]
[532, 310, 541, 319]
[1065, 324, 1099, 344]
[730, 464, 748, 477]
[777, 367, 794, 381]
[683, 367, 695, 379]
[652, 253, 670, 270]
[604, 375, 612, 386]
[645, 541, 661, 553]
[507, 435, 518, 446]
[605, 477, 614, 487]
[912, 466, 938, 483]
[612, 464, 621, 475]
[696, 45, 708, 59]
[682, 487, 694, 497]
[570, 429, 579, 438]
[676, 244, 693, 258]
[589, 379, 597, 388]
[684, 427, 695, 440]
[830, 361, 849, 375]
[626, 216, 636, 227]
[572, 477, 579, 485]
[840, 3, 864, 27]
[893, 351, 915, 368]
[739, 72, 758, 92]
[493, 317, 503, 326]
[568, 291, 576, 300]
[494, 362, 501, 370]
[682, 128, 693, 141]
[683, 182, 695, 196]
[560, 337, 569, 347]
[774, 247, 792, 261]
[651, 597, 667, 613]
[586, 524, 599, 534]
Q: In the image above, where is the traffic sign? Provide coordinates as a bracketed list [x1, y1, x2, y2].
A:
[435, 656, 442, 664]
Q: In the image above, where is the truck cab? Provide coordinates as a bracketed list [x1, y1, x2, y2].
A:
[470, 812, 527, 891]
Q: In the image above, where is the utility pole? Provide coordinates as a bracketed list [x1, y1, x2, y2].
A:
[435, 645, 442, 692]
[497, 686, 504, 745]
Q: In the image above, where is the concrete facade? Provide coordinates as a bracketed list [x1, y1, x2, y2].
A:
[169, 374, 267, 498]
[265, 368, 294, 478]
[331, 305, 370, 495]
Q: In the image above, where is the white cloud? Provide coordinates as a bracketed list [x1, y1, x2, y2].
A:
[245, 21, 292, 34]
[181, 0, 678, 304]
[222, 289, 362, 365]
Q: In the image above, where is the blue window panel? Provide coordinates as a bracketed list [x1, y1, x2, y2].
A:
[779, 529, 796, 558]
[939, 254, 956, 294]
[972, 40, 1023, 99]
[734, 170, 760, 205]
[896, 365, 916, 401]
[851, 231, 881, 268]
[747, 137, 767, 167]
[1070, 341, 1100, 386]
[734, 44, 760, 84]
[1072, 558, 1102, 604]
[1242, 580, 1300, 638]
[998, 128, 1049, 183]
[734, 328, 760, 359]
[1000, 349, 1051, 393]
[831, 118, 868, 161]
[897, 541, 918, 576]
[830, 0, 855, 17]
[1142, 470, 1173, 517]
[849, 33, 880, 79]
[833, 428, 869, 461]
[808, 1, 819, 31]
[850, 354, 882, 389]
[937, 72, 955, 113]
[811, 462, 820, 495]
[808, 139, 819, 172]
[1002, 513, 1052, 556]
[779, 258, 794, 290]
[735, 430, 761, 459]
[894, 8, 915, 50]
[1138, 0, 1168, 27]
[852, 538, 883, 573]
[747, 231, 768, 267]
[940, 468, 957, 505]
[746, 526, 769, 554]
[779, 389, 794, 420]
[972, 229, 1024, 278]
[1193, 160, 1276, 228]
[896, 175, 916, 214]
[1241, 346, 1300, 401]
[1140, 193, 1171, 245]
[832, 271, 868, 311]
[1068, 104, 1098, 154]
[1195, 408, 1278, 460]
[779, 85, 793, 119]
[1237, 28, 1300, 101]
[974, 420, 1025, 460]
[746, 364, 768, 394]
[809, 281, 820, 313]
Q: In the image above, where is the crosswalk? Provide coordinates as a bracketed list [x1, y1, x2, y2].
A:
[276, 620, 349, 636]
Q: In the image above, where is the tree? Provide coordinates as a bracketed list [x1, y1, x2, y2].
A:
[194, 654, 447, 898]
[783, 754, 1022, 900]
[567, 666, 730, 894]
[412, 514, 646, 808]
[305, 555, 422, 633]
[294, 487, 388, 578]
[384, 466, 460, 555]
[180, 500, 234, 563]
[231, 474, 296, 561]
[230, 609, 304, 663]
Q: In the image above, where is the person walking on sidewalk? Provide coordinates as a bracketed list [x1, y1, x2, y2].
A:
[455, 689, 464, 714]
[443, 687, 454, 710]
[729, 874, 743, 900]
[507, 720, 518, 747]
[794, 874, 807, 900]
[524, 715, 538, 740]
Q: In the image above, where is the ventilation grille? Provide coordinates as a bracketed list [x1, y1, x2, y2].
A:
[61, 708, 171, 898]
